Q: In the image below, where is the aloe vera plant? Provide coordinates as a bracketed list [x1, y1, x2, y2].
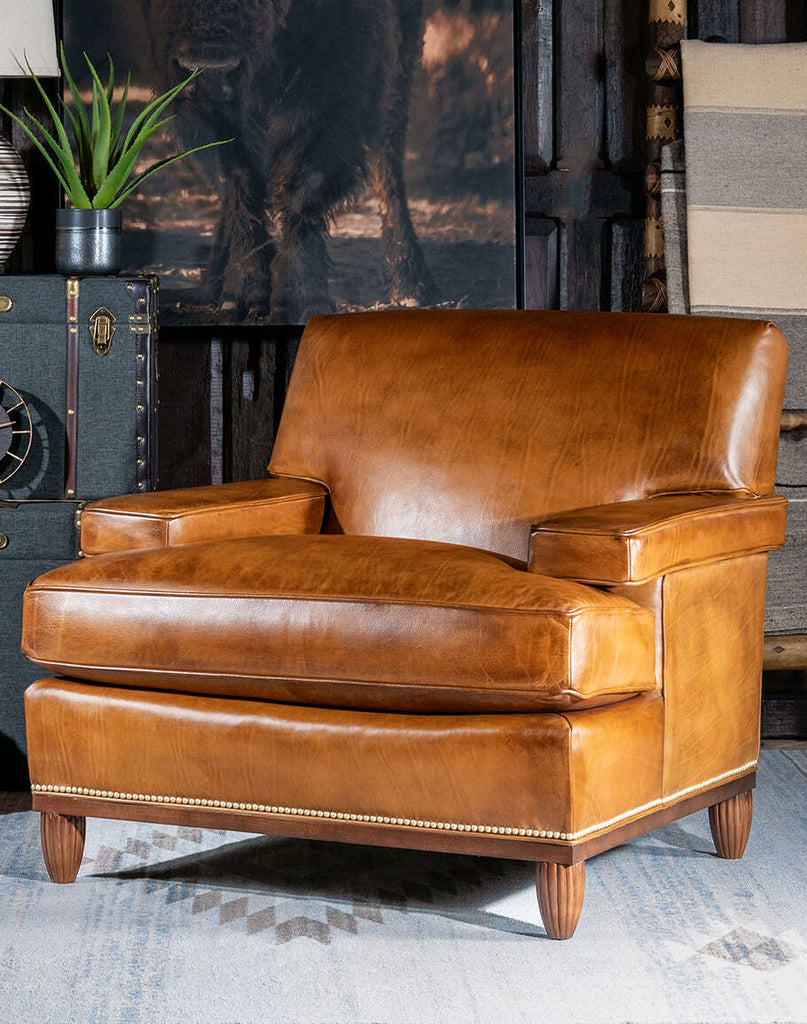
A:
[0, 44, 230, 209]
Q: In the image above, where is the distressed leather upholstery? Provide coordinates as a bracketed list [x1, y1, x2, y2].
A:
[23, 534, 657, 713]
[79, 477, 327, 555]
[530, 493, 787, 584]
[268, 311, 786, 560]
[26, 681, 665, 842]
[22, 310, 789, 938]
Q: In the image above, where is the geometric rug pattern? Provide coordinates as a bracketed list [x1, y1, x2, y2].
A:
[698, 925, 804, 972]
[1, 749, 805, 1023]
[90, 823, 523, 945]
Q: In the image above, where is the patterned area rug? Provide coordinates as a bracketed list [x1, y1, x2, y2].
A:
[1, 751, 805, 1023]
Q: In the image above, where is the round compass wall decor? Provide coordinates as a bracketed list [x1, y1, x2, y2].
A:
[0, 380, 33, 485]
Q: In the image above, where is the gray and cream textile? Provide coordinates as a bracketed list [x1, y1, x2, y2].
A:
[674, 40, 807, 634]
[679, 39, 807, 409]
[660, 138, 689, 314]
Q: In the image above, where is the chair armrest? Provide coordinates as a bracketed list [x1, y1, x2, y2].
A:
[529, 494, 787, 584]
[80, 477, 327, 555]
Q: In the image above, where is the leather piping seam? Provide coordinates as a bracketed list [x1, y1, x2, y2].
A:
[268, 470, 328, 490]
[31, 761, 757, 843]
[23, 658, 652, 704]
[84, 493, 325, 520]
[24, 587, 652, 617]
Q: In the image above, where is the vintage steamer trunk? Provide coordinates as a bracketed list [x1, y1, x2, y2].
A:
[0, 275, 158, 786]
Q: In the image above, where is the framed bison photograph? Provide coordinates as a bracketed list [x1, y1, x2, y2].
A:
[63, 0, 521, 325]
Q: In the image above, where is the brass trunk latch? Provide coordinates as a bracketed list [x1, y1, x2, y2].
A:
[89, 306, 116, 355]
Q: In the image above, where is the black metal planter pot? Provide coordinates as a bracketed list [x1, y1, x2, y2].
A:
[55, 209, 122, 276]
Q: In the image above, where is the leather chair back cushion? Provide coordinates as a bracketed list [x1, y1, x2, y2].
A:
[270, 310, 788, 561]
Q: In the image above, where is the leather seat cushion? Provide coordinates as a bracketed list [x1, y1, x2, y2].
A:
[23, 534, 657, 713]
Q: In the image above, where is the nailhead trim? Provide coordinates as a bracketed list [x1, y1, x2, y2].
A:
[31, 760, 756, 843]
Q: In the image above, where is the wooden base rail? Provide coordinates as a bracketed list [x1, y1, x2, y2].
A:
[36, 777, 755, 940]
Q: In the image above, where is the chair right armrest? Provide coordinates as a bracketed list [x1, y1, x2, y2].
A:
[80, 476, 327, 555]
[529, 493, 787, 585]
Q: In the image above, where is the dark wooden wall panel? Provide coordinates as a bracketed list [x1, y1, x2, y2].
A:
[604, 0, 645, 168]
[610, 219, 645, 312]
[523, 0, 645, 314]
[695, 0, 740, 40]
[156, 330, 298, 486]
[740, 0, 787, 41]
[524, 220, 558, 308]
[156, 335, 212, 490]
[225, 337, 277, 483]
[521, 0, 553, 170]
[693, 0, 803, 42]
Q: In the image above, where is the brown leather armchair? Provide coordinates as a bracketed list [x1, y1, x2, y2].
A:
[21, 310, 788, 939]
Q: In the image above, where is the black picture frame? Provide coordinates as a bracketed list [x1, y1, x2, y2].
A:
[62, 0, 525, 325]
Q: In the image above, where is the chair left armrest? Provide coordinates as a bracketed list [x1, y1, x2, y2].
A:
[529, 493, 787, 585]
[79, 477, 327, 555]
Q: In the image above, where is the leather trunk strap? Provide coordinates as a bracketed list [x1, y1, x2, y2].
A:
[64, 278, 80, 498]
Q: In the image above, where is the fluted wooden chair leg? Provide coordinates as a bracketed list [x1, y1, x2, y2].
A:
[709, 790, 753, 859]
[535, 860, 585, 940]
[41, 812, 86, 883]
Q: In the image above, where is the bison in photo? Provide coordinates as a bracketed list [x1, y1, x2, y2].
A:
[142, 0, 440, 323]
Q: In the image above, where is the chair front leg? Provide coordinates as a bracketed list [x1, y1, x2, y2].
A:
[41, 813, 86, 883]
[535, 860, 585, 940]
[709, 790, 753, 859]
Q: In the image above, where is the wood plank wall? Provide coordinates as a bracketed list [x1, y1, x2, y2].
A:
[522, 0, 646, 313]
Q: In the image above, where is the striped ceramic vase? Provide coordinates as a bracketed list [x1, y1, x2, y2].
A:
[0, 135, 30, 271]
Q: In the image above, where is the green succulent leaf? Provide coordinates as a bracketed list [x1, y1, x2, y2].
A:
[59, 41, 91, 160]
[119, 69, 200, 159]
[92, 116, 177, 208]
[109, 138, 234, 207]
[12, 48, 230, 208]
[58, 98, 89, 178]
[109, 71, 131, 162]
[90, 76, 99, 153]
[22, 54, 82, 177]
[85, 54, 112, 191]
[105, 55, 115, 106]
[0, 102, 87, 205]
[19, 104, 92, 208]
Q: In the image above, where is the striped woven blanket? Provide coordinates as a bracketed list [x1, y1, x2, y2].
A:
[670, 40, 807, 634]
[679, 39, 807, 411]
